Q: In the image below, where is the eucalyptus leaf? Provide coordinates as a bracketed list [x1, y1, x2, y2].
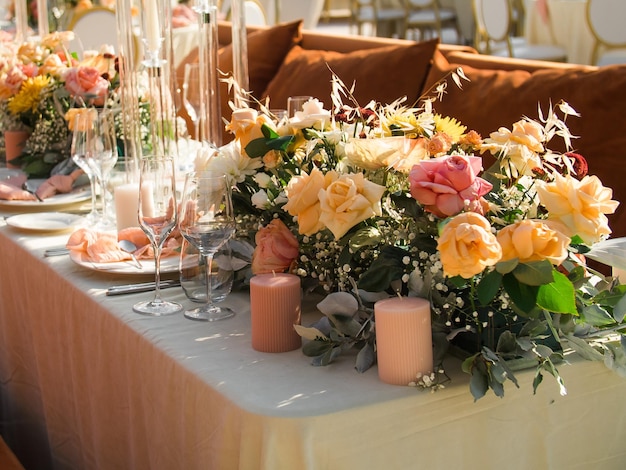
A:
[302, 340, 333, 358]
[581, 304, 615, 327]
[293, 324, 328, 342]
[357, 245, 406, 292]
[355, 343, 376, 373]
[613, 291, 626, 323]
[496, 330, 517, 354]
[328, 314, 363, 337]
[564, 334, 604, 361]
[470, 367, 489, 401]
[533, 344, 554, 359]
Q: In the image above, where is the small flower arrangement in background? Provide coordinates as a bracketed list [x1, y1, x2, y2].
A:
[197, 72, 626, 400]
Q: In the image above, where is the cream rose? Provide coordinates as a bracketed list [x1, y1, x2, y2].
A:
[283, 168, 329, 235]
[290, 98, 331, 129]
[318, 172, 386, 240]
[496, 219, 570, 265]
[438, 212, 502, 279]
[537, 173, 619, 244]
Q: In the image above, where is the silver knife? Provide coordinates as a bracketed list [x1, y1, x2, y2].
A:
[106, 279, 181, 296]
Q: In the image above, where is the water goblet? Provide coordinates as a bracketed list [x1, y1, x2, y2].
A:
[88, 109, 118, 231]
[132, 156, 183, 316]
[70, 110, 99, 224]
[287, 95, 313, 118]
[178, 172, 236, 321]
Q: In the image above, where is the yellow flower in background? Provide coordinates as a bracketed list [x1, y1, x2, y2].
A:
[434, 114, 466, 141]
[537, 173, 619, 244]
[438, 212, 502, 279]
[497, 219, 570, 265]
[8, 75, 50, 115]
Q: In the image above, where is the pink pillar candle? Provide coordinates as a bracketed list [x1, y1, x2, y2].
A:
[374, 296, 433, 385]
[250, 273, 302, 353]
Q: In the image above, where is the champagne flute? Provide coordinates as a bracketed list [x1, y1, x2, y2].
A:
[182, 63, 201, 140]
[89, 109, 118, 231]
[133, 156, 183, 316]
[70, 110, 99, 224]
[178, 172, 236, 321]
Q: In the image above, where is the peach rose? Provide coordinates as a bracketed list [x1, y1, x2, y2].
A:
[438, 212, 502, 279]
[251, 219, 299, 274]
[65, 108, 97, 131]
[283, 168, 328, 235]
[318, 172, 386, 240]
[409, 154, 492, 217]
[536, 173, 619, 244]
[63, 66, 109, 104]
[496, 219, 570, 265]
[0, 66, 26, 100]
[482, 119, 545, 176]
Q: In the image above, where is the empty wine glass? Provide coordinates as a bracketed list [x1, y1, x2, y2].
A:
[51, 0, 66, 30]
[182, 63, 201, 139]
[179, 172, 236, 321]
[133, 156, 183, 316]
[89, 109, 118, 231]
[70, 109, 99, 224]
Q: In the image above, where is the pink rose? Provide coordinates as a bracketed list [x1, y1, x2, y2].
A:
[251, 219, 300, 274]
[0, 66, 26, 100]
[64, 66, 109, 105]
[409, 155, 492, 217]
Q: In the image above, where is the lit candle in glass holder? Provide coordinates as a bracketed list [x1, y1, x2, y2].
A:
[143, 0, 162, 54]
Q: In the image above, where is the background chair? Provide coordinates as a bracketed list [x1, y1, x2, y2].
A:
[403, 0, 460, 42]
[472, 0, 566, 61]
[223, 0, 268, 26]
[349, 0, 407, 37]
[66, 6, 122, 57]
[586, 0, 626, 66]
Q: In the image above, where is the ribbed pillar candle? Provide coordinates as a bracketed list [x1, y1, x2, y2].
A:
[374, 296, 433, 385]
[250, 273, 302, 353]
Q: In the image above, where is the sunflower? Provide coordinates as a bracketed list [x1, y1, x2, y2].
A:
[434, 114, 466, 142]
[8, 75, 51, 116]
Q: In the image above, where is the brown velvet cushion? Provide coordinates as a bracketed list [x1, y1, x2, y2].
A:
[424, 50, 626, 238]
[262, 39, 439, 110]
[176, 20, 303, 142]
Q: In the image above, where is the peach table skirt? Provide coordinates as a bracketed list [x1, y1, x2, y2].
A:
[1, 214, 626, 469]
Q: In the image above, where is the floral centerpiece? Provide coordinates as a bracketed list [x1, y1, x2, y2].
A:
[197, 73, 626, 400]
[0, 30, 157, 178]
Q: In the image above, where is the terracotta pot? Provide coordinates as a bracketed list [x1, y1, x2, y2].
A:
[4, 130, 30, 169]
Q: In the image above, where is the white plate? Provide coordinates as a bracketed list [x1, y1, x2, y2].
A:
[6, 212, 84, 233]
[69, 250, 180, 275]
[0, 183, 91, 209]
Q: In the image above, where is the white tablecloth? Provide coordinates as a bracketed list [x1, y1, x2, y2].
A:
[524, 0, 595, 65]
[1, 209, 626, 469]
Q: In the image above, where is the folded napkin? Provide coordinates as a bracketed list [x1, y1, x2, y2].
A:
[0, 169, 84, 201]
[66, 227, 182, 263]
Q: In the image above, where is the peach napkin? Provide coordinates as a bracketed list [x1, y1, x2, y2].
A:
[66, 227, 182, 263]
[0, 169, 84, 201]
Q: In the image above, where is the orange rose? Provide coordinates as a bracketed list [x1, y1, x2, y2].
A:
[284, 168, 329, 236]
[497, 219, 570, 265]
[226, 108, 276, 156]
[438, 212, 502, 278]
[251, 219, 299, 274]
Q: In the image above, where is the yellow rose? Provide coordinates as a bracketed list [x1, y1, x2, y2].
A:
[497, 219, 570, 265]
[226, 108, 276, 156]
[284, 168, 329, 235]
[319, 172, 386, 240]
[537, 173, 619, 244]
[438, 212, 502, 278]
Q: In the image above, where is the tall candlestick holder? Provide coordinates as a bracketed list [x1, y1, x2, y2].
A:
[230, 0, 249, 108]
[37, 0, 49, 36]
[193, 0, 222, 146]
[14, 0, 29, 43]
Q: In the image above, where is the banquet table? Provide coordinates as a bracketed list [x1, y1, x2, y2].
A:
[1, 207, 626, 469]
[524, 0, 596, 65]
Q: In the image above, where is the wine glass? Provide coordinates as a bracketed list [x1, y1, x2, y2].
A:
[88, 109, 118, 231]
[182, 63, 201, 140]
[51, 0, 66, 30]
[70, 110, 99, 224]
[287, 95, 313, 118]
[178, 172, 236, 321]
[133, 156, 183, 316]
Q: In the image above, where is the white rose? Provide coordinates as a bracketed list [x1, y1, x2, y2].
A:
[251, 189, 270, 209]
[253, 172, 271, 188]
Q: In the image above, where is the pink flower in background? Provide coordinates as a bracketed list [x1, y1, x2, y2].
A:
[251, 219, 300, 274]
[63, 66, 109, 105]
[409, 154, 492, 217]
